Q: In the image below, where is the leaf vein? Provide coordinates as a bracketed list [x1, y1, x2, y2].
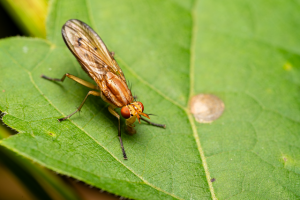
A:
[188, 0, 217, 199]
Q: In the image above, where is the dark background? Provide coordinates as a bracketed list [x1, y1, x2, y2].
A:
[0, 5, 23, 38]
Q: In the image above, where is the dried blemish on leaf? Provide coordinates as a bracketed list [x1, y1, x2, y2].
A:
[283, 62, 292, 71]
[190, 94, 224, 123]
[210, 178, 216, 182]
[2, 90, 5, 92]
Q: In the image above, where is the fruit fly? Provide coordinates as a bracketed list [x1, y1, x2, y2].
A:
[41, 19, 166, 159]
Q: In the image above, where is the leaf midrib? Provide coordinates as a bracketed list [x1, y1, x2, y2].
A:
[188, 0, 216, 199]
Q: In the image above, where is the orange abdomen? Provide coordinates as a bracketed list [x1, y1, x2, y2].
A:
[105, 72, 133, 107]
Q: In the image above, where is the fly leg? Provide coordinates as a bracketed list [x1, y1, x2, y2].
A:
[41, 73, 101, 121]
[58, 91, 101, 122]
[41, 73, 99, 90]
[140, 117, 166, 128]
[108, 106, 127, 160]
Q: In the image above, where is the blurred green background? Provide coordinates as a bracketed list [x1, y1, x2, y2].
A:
[0, 1, 118, 199]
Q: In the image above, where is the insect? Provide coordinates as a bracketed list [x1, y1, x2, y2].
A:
[41, 19, 166, 159]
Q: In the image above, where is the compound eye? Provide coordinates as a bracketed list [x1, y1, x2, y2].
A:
[121, 106, 131, 118]
[137, 101, 144, 112]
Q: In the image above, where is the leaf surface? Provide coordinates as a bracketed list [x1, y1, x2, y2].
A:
[1, 0, 300, 199]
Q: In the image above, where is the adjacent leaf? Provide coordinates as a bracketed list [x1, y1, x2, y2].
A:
[0, 0, 47, 37]
[1, 0, 300, 199]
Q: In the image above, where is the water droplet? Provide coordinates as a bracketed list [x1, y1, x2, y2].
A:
[190, 94, 224, 123]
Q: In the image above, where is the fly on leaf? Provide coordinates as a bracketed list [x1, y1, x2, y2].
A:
[41, 19, 166, 159]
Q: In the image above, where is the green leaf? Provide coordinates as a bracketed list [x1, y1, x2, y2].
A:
[1, 0, 300, 199]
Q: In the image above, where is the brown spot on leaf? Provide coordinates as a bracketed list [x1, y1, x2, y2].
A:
[48, 132, 56, 137]
[190, 94, 224, 123]
[210, 178, 216, 182]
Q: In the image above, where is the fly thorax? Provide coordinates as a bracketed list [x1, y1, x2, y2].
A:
[128, 104, 138, 116]
[130, 102, 143, 113]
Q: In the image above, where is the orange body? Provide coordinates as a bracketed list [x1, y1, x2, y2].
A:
[42, 19, 165, 159]
[100, 72, 133, 107]
[62, 19, 151, 126]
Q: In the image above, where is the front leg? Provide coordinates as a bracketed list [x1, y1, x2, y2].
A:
[140, 117, 166, 128]
[108, 106, 127, 160]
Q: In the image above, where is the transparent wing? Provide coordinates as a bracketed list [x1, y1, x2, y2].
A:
[61, 19, 126, 84]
